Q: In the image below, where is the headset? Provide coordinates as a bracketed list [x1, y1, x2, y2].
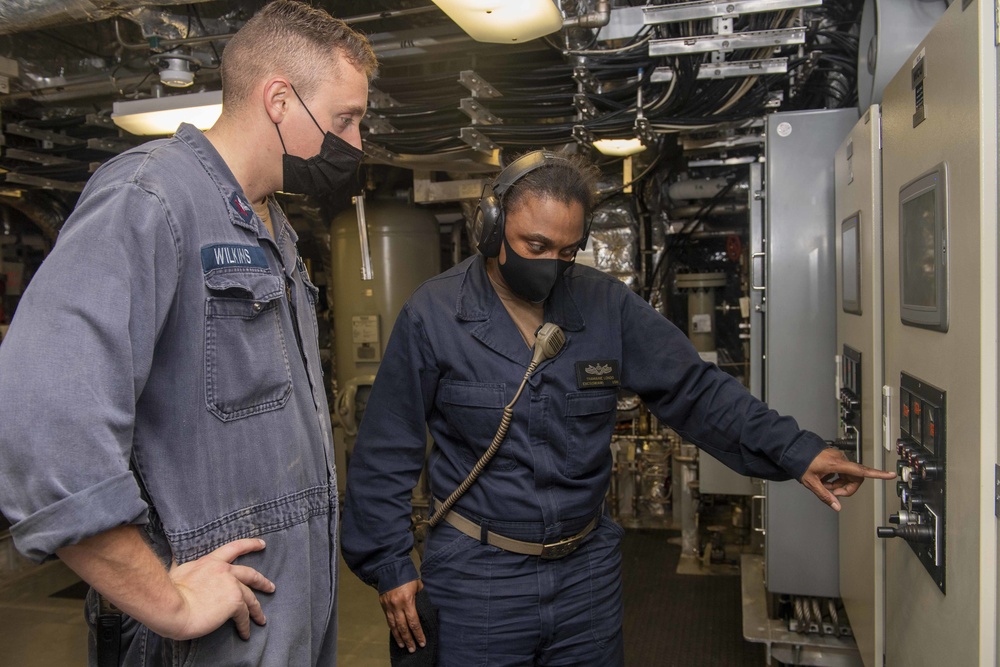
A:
[471, 150, 592, 257]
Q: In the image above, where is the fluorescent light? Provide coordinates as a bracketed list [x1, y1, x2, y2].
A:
[112, 90, 222, 136]
[431, 0, 563, 43]
[593, 137, 647, 157]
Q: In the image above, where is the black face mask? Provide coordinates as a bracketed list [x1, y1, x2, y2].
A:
[275, 85, 364, 198]
[498, 234, 574, 303]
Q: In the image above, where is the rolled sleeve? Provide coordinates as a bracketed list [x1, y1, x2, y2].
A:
[0, 176, 178, 561]
[11, 473, 148, 563]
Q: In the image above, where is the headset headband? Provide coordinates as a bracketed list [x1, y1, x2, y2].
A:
[492, 150, 568, 198]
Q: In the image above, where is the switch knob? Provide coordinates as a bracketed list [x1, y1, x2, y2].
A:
[920, 461, 941, 481]
[889, 510, 919, 526]
[876, 524, 934, 542]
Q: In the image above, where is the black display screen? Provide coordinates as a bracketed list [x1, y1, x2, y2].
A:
[898, 164, 947, 331]
[901, 190, 937, 309]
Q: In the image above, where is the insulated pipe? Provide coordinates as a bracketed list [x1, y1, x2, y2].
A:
[112, 5, 444, 50]
[0, 0, 206, 35]
[669, 202, 748, 217]
[668, 178, 747, 201]
[0, 32, 471, 104]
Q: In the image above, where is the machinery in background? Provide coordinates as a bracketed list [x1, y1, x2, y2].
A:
[329, 199, 441, 511]
[0, 0, 865, 192]
[604, 161, 759, 569]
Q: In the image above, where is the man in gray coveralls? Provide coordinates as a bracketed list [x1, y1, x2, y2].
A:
[0, 1, 376, 664]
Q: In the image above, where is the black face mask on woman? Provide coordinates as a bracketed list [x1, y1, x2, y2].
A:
[498, 234, 574, 304]
[274, 85, 364, 198]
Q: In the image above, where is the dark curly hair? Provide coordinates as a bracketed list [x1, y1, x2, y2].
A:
[502, 152, 601, 219]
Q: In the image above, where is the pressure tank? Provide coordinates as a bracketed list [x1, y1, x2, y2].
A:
[330, 200, 441, 438]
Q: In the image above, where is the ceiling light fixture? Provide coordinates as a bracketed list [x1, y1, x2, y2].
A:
[593, 137, 647, 157]
[149, 53, 202, 88]
[430, 0, 563, 43]
[111, 90, 222, 136]
[158, 58, 195, 88]
[149, 53, 204, 89]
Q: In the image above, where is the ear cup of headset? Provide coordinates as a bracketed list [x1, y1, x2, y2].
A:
[473, 189, 504, 258]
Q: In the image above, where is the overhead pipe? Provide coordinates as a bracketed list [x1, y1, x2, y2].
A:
[1, 27, 470, 104]
[668, 178, 747, 201]
[112, 5, 444, 50]
[562, 0, 611, 30]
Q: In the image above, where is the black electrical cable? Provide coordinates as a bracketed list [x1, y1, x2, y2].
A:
[190, 3, 222, 66]
[594, 150, 666, 207]
[645, 179, 742, 300]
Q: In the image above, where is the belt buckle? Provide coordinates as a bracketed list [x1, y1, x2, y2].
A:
[540, 535, 582, 560]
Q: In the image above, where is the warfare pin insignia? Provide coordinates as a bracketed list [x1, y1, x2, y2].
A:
[575, 359, 620, 389]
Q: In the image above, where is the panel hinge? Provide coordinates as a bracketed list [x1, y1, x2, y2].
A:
[995, 464, 1000, 517]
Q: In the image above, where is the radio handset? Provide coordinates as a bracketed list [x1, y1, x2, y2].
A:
[530, 322, 566, 367]
[427, 323, 565, 527]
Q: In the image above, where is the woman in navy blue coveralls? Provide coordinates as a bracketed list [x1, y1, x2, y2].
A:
[342, 153, 893, 666]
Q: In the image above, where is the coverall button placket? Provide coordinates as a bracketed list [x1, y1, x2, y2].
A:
[270, 207, 335, 481]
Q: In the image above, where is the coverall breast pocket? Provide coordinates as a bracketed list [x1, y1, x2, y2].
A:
[204, 271, 292, 422]
[438, 379, 515, 471]
[564, 390, 619, 478]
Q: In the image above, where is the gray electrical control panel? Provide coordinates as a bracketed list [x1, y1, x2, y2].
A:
[762, 108, 858, 598]
[877, 1, 998, 664]
[835, 105, 885, 667]
[838, 346, 862, 464]
[879, 374, 946, 591]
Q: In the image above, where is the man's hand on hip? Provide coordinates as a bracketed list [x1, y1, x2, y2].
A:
[163, 538, 275, 641]
[57, 527, 274, 642]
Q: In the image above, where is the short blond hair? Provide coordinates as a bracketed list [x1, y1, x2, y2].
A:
[220, 0, 378, 110]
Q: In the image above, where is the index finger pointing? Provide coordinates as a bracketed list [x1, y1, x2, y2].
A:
[832, 460, 896, 480]
[855, 464, 896, 479]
